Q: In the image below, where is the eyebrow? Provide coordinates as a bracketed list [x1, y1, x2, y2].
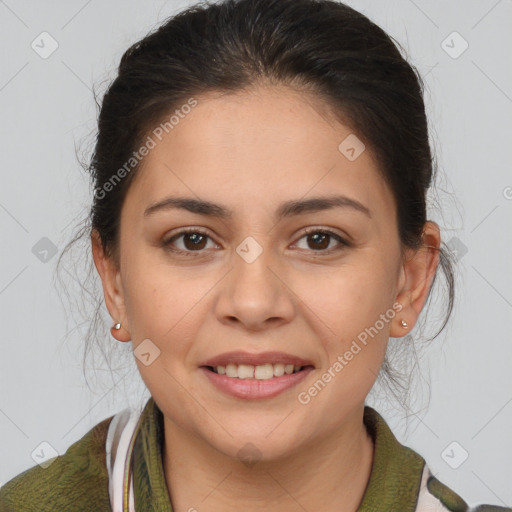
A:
[144, 194, 371, 219]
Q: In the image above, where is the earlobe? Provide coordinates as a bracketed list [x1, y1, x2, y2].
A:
[390, 222, 441, 338]
[110, 321, 131, 343]
[91, 230, 131, 342]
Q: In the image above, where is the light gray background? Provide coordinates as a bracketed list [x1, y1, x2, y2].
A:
[1, 0, 511, 507]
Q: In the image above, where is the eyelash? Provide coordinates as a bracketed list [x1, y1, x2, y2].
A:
[161, 226, 350, 257]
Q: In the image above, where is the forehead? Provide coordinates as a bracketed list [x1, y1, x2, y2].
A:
[124, 85, 395, 223]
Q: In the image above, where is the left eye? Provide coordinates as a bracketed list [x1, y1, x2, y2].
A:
[162, 228, 348, 255]
[294, 229, 348, 252]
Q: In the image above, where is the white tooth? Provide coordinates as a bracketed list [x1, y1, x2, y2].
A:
[255, 364, 274, 380]
[273, 363, 285, 377]
[226, 364, 238, 378]
[218, 363, 303, 378]
[237, 364, 254, 379]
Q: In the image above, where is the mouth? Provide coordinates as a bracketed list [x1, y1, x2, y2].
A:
[202, 363, 315, 380]
[199, 360, 315, 400]
[198, 351, 316, 381]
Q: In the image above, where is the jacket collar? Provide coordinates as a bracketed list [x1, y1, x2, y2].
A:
[131, 397, 425, 511]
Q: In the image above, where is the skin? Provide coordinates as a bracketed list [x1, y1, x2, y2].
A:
[92, 84, 440, 512]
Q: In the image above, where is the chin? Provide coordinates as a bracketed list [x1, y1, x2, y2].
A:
[203, 426, 306, 466]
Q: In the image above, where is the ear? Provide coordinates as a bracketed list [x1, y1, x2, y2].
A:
[91, 229, 131, 342]
[390, 221, 441, 338]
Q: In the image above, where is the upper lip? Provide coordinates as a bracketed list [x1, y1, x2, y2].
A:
[199, 351, 315, 368]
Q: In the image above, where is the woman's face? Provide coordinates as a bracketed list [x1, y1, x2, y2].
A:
[96, 84, 435, 461]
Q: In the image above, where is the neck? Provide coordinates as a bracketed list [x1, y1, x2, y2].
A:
[162, 406, 374, 512]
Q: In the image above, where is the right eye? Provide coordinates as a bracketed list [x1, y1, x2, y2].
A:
[162, 228, 220, 255]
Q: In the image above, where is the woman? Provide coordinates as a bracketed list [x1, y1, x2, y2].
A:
[1, 0, 509, 511]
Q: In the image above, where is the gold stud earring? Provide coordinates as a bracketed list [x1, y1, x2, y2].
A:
[400, 319, 408, 329]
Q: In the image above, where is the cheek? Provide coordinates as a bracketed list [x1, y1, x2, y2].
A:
[121, 251, 215, 349]
[122, 265, 200, 389]
[120, 248, 180, 337]
[300, 255, 396, 374]
[306, 258, 394, 329]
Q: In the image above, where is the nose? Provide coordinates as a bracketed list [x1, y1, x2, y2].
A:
[213, 240, 296, 332]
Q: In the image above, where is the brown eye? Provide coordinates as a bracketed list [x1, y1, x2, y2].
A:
[306, 232, 330, 250]
[294, 229, 349, 252]
[181, 232, 208, 250]
[162, 229, 217, 255]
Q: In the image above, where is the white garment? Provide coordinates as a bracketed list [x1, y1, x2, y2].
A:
[105, 406, 143, 512]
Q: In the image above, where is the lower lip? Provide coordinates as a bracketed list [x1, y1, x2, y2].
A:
[199, 366, 314, 399]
